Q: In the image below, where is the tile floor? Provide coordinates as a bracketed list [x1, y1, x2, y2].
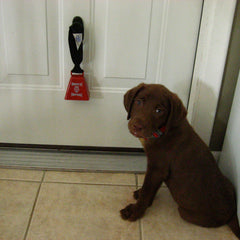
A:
[0, 168, 238, 240]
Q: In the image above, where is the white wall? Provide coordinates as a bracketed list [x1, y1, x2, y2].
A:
[219, 71, 240, 219]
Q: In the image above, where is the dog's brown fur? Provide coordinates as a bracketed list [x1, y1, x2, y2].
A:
[120, 83, 240, 238]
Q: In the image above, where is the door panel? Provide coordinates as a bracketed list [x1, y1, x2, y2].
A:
[104, 0, 152, 79]
[0, 0, 61, 87]
[0, 0, 203, 147]
[3, 0, 48, 75]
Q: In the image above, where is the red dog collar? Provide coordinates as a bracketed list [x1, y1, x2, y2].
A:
[144, 126, 166, 140]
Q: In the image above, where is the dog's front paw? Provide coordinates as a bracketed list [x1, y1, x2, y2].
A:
[120, 203, 145, 221]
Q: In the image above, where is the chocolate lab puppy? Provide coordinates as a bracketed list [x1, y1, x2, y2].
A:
[120, 83, 240, 238]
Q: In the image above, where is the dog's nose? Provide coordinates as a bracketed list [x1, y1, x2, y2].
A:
[133, 124, 143, 132]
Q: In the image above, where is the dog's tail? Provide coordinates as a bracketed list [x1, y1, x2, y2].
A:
[228, 213, 240, 239]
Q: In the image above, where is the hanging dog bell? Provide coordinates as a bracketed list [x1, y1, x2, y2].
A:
[65, 16, 89, 101]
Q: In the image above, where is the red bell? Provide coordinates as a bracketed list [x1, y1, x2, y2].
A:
[65, 72, 89, 101]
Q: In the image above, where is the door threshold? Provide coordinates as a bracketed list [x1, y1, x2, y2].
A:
[0, 148, 146, 173]
[0, 143, 144, 154]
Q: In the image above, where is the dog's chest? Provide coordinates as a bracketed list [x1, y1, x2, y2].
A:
[138, 138, 146, 148]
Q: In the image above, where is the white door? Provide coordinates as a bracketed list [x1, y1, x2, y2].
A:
[0, 0, 203, 148]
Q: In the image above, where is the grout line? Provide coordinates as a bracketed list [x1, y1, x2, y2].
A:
[43, 180, 136, 188]
[135, 173, 138, 189]
[139, 219, 143, 240]
[41, 170, 46, 182]
[136, 174, 143, 240]
[23, 171, 46, 240]
[0, 171, 137, 187]
[42, 171, 46, 182]
[0, 179, 42, 183]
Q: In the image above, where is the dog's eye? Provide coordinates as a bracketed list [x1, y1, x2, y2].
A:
[156, 109, 162, 113]
[135, 99, 143, 105]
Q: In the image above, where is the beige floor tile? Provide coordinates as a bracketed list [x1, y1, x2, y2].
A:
[0, 180, 40, 240]
[137, 173, 145, 187]
[44, 171, 136, 186]
[26, 183, 140, 240]
[0, 168, 43, 181]
[141, 188, 238, 240]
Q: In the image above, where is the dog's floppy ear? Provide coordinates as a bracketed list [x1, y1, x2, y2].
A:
[124, 83, 145, 120]
[165, 93, 187, 133]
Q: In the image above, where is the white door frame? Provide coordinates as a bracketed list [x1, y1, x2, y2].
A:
[188, 0, 237, 145]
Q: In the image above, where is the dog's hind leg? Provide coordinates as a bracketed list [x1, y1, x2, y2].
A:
[178, 207, 222, 228]
[227, 213, 240, 239]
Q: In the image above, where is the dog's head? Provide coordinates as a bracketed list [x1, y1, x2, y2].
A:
[124, 83, 187, 138]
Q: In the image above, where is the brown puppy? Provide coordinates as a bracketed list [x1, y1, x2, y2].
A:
[120, 83, 240, 238]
